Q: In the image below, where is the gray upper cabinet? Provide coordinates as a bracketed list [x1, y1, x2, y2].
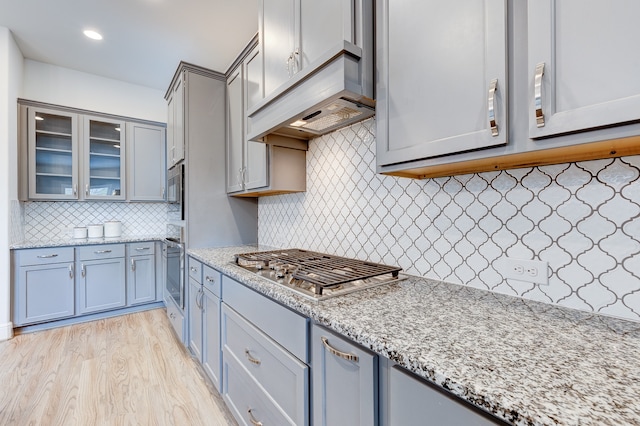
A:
[26, 106, 80, 200]
[376, 0, 508, 167]
[167, 72, 185, 168]
[527, 0, 640, 138]
[19, 101, 167, 202]
[83, 116, 126, 201]
[260, 0, 297, 98]
[126, 122, 166, 201]
[226, 38, 306, 197]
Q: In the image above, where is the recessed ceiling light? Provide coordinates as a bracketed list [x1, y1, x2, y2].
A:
[83, 30, 103, 41]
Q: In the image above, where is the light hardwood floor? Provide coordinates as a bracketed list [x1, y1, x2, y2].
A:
[0, 308, 237, 426]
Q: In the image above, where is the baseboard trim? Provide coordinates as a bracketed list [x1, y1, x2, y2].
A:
[0, 321, 14, 341]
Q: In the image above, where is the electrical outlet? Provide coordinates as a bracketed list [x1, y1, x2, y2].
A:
[500, 257, 549, 285]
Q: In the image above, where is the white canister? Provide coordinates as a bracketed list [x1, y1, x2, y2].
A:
[104, 220, 122, 238]
[73, 227, 88, 239]
[87, 224, 104, 238]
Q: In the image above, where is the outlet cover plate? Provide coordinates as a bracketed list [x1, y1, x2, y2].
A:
[500, 258, 549, 285]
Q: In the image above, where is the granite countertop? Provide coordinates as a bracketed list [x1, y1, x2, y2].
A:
[10, 234, 167, 250]
[189, 245, 640, 426]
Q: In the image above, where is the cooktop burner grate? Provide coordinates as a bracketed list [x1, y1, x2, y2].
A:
[235, 249, 403, 297]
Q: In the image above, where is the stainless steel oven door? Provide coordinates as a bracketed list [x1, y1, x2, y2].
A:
[163, 238, 184, 309]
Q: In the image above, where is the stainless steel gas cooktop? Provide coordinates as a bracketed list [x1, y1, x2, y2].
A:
[235, 249, 407, 301]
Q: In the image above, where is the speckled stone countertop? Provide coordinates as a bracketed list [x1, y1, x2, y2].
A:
[10, 235, 166, 250]
[189, 245, 640, 426]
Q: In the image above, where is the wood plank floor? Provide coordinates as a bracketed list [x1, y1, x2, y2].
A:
[0, 308, 237, 426]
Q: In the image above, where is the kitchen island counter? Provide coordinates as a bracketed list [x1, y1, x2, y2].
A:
[189, 245, 640, 426]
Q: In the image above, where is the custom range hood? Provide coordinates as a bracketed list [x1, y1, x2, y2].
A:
[247, 40, 375, 142]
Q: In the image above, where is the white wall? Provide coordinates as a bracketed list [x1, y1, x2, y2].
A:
[0, 27, 23, 341]
[22, 60, 166, 123]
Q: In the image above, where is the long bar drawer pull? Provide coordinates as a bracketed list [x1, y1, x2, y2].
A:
[245, 349, 261, 365]
[321, 337, 359, 362]
[488, 78, 499, 136]
[247, 408, 263, 426]
[94, 250, 112, 254]
[37, 254, 58, 258]
[135, 247, 151, 251]
[534, 62, 546, 127]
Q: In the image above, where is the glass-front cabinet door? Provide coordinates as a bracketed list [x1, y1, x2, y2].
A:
[27, 107, 79, 200]
[83, 116, 126, 200]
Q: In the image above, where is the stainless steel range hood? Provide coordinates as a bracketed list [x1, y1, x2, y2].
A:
[247, 41, 375, 142]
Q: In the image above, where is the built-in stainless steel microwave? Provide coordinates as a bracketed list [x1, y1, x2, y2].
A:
[167, 163, 184, 220]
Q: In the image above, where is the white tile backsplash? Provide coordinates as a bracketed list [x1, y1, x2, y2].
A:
[19, 201, 168, 241]
[258, 118, 640, 322]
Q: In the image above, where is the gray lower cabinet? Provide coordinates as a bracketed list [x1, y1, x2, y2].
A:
[311, 323, 377, 426]
[384, 364, 503, 426]
[127, 242, 156, 306]
[187, 258, 222, 391]
[13, 247, 75, 326]
[221, 275, 309, 426]
[76, 244, 126, 315]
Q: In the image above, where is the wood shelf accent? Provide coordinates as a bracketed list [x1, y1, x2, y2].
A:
[381, 136, 640, 179]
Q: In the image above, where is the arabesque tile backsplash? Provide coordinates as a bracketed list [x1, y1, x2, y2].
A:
[12, 201, 169, 243]
[258, 118, 640, 322]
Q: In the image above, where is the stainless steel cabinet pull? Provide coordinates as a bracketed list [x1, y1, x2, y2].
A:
[321, 337, 359, 362]
[162, 187, 165, 198]
[292, 48, 300, 74]
[244, 349, 261, 365]
[94, 250, 112, 254]
[535, 62, 546, 127]
[247, 408, 263, 426]
[205, 276, 215, 283]
[69, 264, 74, 279]
[81, 264, 86, 278]
[195, 288, 204, 310]
[169, 312, 176, 320]
[73, 184, 78, 196]
[37, 254, 58, 259]
[135, 247, 151, 251]
[190, 266, 197, 273]
[85, 184, 89, 196]
[131, 258, 136, 271]
[488, 79, 499, 137]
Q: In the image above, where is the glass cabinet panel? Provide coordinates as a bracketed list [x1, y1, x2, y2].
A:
[84, 118, 125, 199]
[28, 109, 79, 199]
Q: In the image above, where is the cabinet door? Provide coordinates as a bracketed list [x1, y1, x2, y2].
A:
[260, 0, 297, 98]
[299, 0, 352, 69]
[227, 68, 245, 194]
[188, 278, 203, 361]
[311, 324, 377, 426]
[245, 46, 264, 112]
[17, 263, 75, 325]
[83, 116, 126, 200]
[202, 289, 221, 391]
[127, 254, 156, 306]
[27, 107, 79, 200]
[126, 122, 166, 201]
[166, 92, 176, 168]
[528, 0, 640, 138]
[388, 366, 501, 425]
[376, 0, 507, 167]
[173, 72, 185, 165]
[77, 258, 126, 314]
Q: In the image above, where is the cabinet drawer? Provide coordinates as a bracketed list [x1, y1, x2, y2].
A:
[222, 304, 308, 425]
[18, 247, 74, 266]
[188, 257, 202, 283]
[222, 275, 308, 362]
[128, 241, 155, 256]
[166, 301, 184, 342]
[202, 265, 221, 297]
[223, 349, 297, 426]
[77, 244, 124, 260]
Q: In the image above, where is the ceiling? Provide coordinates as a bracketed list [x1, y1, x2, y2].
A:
[0, 0, 259, 91]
